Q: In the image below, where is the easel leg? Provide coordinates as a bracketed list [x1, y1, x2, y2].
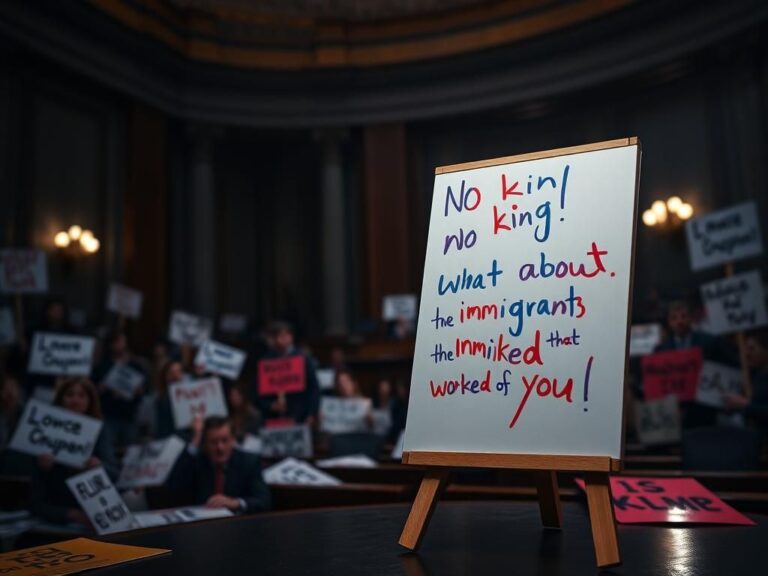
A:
[535, 471, 562, 528]
[584, 472, 621, 568]
[399, 469, 450, 550]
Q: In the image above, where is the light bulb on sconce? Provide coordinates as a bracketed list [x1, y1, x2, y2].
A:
[53, 225, 100, 255]
[642, 196, 694, 229]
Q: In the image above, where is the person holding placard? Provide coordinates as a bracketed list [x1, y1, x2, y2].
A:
[168, 415, 271, 514]
[145, 360, 186, 439]
[723, 330, 768, 434]
[94, 332, 148, 448]
[654, 300, 724, 428]
[258, 321, 320, 426]
[31, 377, 118, 527]
[228, 383, 262, 443]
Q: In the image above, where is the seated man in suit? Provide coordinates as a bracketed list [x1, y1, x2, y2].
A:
[170, 415, 271, 514]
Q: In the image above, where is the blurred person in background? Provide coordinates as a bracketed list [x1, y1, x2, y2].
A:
[31, 377, 117, 527]
[228, 382, 262, 442]
[724, 330, 768, 435]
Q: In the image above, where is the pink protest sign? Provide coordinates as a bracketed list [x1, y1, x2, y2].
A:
[577, 476, 754, 525]
[258, 356, 306, 396]
[641, 348, 702, 402]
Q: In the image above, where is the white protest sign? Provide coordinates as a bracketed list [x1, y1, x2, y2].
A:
[0, 249, 48, 293]
[629, 324, 663, 357]
[9, 399, 102, 467]
[391, 430, 405, 459]
[0, 307, 15, 346]
[66, 467, 134, 535]
[239, 434, 263, 455]
[320, 397, 372, 434]
[634, 395, 681, 446]
[403, 140, 640, 459]
[383, 294, 418, 321]
[219, 313, 248, 334]
[106, 283, 143, 319]
[132, 506, 233, 528]
[117, 436, 185, 489]
[102, 363, 145, 400]
[168, 311, 213, 346]
[260, 424, 313, 458]
[263, 458, 342, 486]
[700, 270, 767, 335]
[32, 386, 56, 405]
[28, 332, 95, 376]
[169, 377, 228, 429]
[194, 340, 247, 380]
[316, 455, 378, 468]
[696, 361, 743, 409]
[316, 369, 336, 391]
[686, 202, 763, 271]
[371, 409, 392, 437]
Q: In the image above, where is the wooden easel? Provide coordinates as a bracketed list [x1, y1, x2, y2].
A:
[399, 452, 622, 568]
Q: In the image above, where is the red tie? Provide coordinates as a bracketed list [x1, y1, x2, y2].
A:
[214, 466, 225, 495]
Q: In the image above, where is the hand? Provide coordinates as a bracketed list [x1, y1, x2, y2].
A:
[191, 415, 204, 447]
[37, 454, 55, 471]
[206, 494, 241, 511]
[85, 457, 101, 469]
[723, 393, 749, 411]
[271, 393, 287, 415]
[66, 508, 91, 527]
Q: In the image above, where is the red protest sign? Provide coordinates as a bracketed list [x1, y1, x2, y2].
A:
[641, 348, 702, 402]
[258, 356, 306, 395]
[576, 476, 754, 525]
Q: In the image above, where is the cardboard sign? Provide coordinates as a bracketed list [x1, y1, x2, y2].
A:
[686, 202, 763, 271]
[0, 306, 15, 346]
[106, 283, 143, 319]
[9, 399, 102, 468]
[577, 476, 754, 525]
[316, 455, 378, 468]
[316, 368, 336, 391]
[258, 356, 306, 395]
[371, 408, 392, 436]
[168, 311, 212, 346]
[263, 458, 342, 486]
[383, 294, 418, 321]
[239, 434, 263, 455]
[117, 436, 185, 489]
[102, 363, 145, 400]
[260, 424, 313, 458]
[66, 467, 134, 535]
[0, 538, 169, 576]
[194, 340, 247, 380]
[700, 270, 768, 335]
[634, 395, 681, 445]
[28, 332, 95, 376]
[696, 361, 743, 409]
[169, 377, 228, 429]
[0, 249, 48, 293]
[402, 140, 640, 459]
[629, 323, 663, 357]
[320, 397, 372, 434]
[132, 506, 233, 529]
[641, 349, 702, 402]
[219, 313, 248, 334]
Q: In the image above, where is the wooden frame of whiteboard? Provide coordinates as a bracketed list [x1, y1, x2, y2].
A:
[399, 137, 642, 569]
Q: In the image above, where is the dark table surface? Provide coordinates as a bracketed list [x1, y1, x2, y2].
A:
[94, 502, 766, 575]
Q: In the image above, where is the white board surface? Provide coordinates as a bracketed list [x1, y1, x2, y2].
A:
[402, 140, 640, 460]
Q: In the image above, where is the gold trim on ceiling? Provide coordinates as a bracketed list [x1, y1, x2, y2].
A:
[87, 0, 634, 69]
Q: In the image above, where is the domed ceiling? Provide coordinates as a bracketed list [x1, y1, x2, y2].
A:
[87, 0, 633, 68]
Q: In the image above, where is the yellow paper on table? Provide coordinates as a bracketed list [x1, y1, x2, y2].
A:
[0, 538, 170, 576]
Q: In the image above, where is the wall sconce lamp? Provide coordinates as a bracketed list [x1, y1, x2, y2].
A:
[642, 196, 694, 227]
[54, 225, 100, 254]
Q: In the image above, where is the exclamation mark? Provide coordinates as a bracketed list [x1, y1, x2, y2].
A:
[583, 355, 594, 412]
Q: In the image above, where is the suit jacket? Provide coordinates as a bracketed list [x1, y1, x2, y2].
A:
[170, 448, 271, 514]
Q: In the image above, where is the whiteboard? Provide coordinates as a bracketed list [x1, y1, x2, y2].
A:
[402, 140, 640, 460]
